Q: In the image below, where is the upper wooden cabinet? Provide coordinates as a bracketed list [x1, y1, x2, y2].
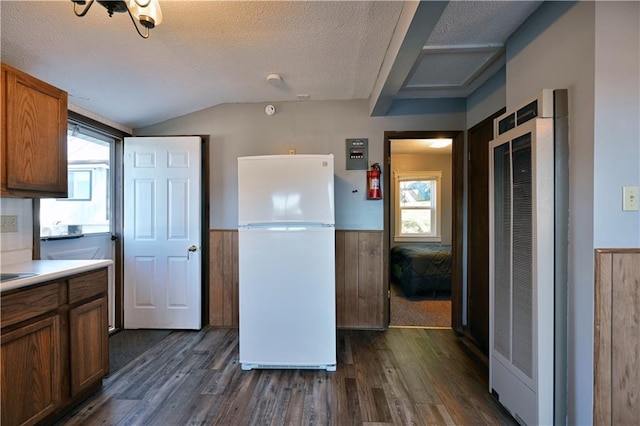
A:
[1, 63, 68, 198]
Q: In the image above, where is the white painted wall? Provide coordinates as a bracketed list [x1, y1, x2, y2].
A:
[507, 2, 595, 424]
[136, 99, 466, 230]
[593, 1, 640, 247]
[0, 198, 33, 265]
[466, 66, 506, 129]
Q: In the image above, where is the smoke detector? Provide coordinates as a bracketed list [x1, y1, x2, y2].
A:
[266, 73, 283, 85]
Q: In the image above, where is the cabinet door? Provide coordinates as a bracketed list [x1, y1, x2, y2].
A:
[1, 316, 61, 426]
[69, 297, 108, 396]
[2, 63, 67, 197]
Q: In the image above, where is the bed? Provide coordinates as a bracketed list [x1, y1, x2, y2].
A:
[390, 244, 452, 298]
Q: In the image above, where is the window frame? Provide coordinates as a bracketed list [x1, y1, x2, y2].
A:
[65, 169, 93, 201]
[393, 170, 442, 243]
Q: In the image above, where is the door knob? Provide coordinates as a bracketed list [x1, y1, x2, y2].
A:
[188, 245, 198, 252]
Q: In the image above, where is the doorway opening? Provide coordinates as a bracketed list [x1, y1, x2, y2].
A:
[384, 131, 463, 330]
[387, 138, 453, 328]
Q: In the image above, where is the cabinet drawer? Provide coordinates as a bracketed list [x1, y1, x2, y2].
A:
[68, 269, 108, 305]
[1, 283, 60, 328]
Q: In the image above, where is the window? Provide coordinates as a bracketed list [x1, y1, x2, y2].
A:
[40, 125, 113, 237]
[67, 170, 93, 200]
[394, 171, 442, 242]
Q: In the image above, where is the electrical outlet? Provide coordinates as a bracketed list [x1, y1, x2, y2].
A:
[623, 186, 639, 211]
[1, 215, 18, 233]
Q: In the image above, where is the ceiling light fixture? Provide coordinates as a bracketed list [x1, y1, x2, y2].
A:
[428, 139, 453, 149]
[71, 0, 163, 39]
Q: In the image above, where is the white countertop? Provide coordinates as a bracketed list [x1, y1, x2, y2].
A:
[1, 260, 112, 293]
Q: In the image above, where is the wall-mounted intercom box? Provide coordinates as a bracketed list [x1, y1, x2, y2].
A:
[345, 138, 368, 170]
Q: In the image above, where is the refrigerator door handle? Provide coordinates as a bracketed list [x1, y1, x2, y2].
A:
[240, 222, 335, 228]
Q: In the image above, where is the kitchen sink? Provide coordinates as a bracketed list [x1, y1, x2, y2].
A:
[0, 272, 38, 282]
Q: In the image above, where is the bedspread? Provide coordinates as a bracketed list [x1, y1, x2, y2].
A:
[390, 244, 452, 298]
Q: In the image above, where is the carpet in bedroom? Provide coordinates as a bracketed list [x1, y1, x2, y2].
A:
[390, 283, 451, 328]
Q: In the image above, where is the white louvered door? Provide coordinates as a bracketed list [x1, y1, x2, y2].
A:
[489, 108, 555, 426]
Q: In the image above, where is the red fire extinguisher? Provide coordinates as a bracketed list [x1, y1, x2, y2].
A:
[367, 163, 382, 200]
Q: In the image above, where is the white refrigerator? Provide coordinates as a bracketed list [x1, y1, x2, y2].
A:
[238, 154, 337, 371]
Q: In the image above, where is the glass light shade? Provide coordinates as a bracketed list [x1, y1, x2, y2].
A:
[128, 0, 162, 26]
[428, 139, 452, 148]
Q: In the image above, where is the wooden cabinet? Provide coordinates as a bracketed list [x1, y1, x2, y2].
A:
[70, 298, 108, 396]
[1, 313, 61, 426]
[1, 62, 68, 198]
[0, 268, 109, 426]
[69, 268, 109, 396]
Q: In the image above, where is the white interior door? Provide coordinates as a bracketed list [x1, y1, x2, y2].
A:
[123, 136, 202, 329]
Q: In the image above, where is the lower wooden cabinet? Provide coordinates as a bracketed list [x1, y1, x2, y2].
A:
[1, 315, 61, 426]
[0, 267, 109, 426]
[70, 297, 108, 396]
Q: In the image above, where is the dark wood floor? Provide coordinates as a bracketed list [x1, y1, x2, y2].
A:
[59, 327, 516, 425]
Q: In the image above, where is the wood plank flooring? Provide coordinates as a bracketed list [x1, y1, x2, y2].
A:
[57, 327, 516, 425]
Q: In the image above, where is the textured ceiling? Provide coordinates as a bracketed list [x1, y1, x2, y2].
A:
[0, 1, 541, 129]
[400, 0, 542, 99]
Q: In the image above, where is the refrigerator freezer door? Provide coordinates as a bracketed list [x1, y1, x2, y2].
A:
[239, 226, 336, 370]
[238, 155, 334, 225]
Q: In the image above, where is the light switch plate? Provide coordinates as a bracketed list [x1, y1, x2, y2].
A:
[1, 215, 18, 233]
[623, 186, 639, 211]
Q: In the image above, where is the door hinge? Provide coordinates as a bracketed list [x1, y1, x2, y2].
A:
[388, 289, 391, 299]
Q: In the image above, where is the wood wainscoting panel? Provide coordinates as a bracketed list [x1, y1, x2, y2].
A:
[209, 229, 384, 330]
[335, 230, 384, 329]
[209, 230, 239, 327]
[594, 248, 640, 425]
